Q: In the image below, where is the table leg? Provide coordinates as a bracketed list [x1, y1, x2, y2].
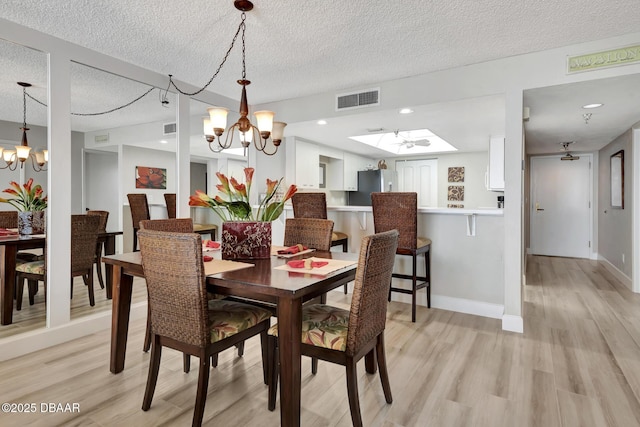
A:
[1, 245, 17, 325]
[110, 265, 133, 373]
[277, 297, 302, 427]
[103, 236, 116, 299]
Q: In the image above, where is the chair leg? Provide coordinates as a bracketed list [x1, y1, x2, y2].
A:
[345, 358, 363, 427]
[343, 239, 348, 294]
[87, 273, 95, 307]
[236, 341, 245, 357]
[312, 357, 318, 375]
[133, 229, 139, 252]
[96, 243, 105, 289]
[376, 334, 393, 404]
[411, 254, 417, 323]
[267, 335, 278, 411]
[70, 278, 74, 299]
[425, 250, 431, 308]
[211, 354, 218, 368]
[260, 329, 268, 385]
[16, 277, 24, 311]
[193, 355, 211, 427]
[143, 305, 151, 352]
[27, 280, 37, 305]
[183, 354, 191, 373]
[142, 335, 162, 411]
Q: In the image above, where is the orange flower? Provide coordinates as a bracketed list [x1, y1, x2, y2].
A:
[282, 184, 298, 202]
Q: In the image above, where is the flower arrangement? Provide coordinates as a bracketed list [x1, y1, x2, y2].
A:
[189, 167, 297, 222]
[0, 178, 48, 212]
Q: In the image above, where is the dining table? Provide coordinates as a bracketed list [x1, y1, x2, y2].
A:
[0, 230, 123, 325]
[103, 248, 362, 427]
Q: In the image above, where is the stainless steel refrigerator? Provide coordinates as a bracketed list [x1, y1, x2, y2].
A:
[347, 169, 398, 206]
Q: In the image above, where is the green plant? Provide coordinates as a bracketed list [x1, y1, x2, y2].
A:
[0, 178, 47, 212]
[189, 167, 296, 222]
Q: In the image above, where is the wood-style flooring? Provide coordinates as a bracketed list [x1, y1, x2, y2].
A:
[1, 255, 640, 426]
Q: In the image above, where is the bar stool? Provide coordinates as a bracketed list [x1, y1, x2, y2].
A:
[127, 193, 150, 252]
[292, 193, 349, 292]
[164, 193, 217, 240]
[371, 192, 431, 322]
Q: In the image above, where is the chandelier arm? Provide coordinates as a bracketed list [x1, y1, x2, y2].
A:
[29, 154, 46, 172]
[170, 14, 246, 97]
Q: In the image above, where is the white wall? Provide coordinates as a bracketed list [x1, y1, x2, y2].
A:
[598, 129, 633, 279]
[85, 150, 119, 230]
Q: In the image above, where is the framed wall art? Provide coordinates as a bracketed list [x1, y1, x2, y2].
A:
[136, 166, 167, 189]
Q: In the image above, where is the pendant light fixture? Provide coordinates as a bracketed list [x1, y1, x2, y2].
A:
[201, 1, 286, 156]
[0, 82, 48, 172]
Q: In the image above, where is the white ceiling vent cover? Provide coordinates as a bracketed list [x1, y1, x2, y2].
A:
[94, 134, 109, 143]
[336, 88, 380, 111]
[163, 122, 177, 135]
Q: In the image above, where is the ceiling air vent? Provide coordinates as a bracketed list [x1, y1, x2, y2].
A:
[94, 134, 109, 143]
[163, 122, 176, 135]
[336, 88, 380, 111]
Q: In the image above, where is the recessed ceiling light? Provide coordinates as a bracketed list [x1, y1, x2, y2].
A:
[317, 119, 327, 125]
[582, 103, 603, 109]
[399, 108, 413, 114]
[160, 140, 168, 144]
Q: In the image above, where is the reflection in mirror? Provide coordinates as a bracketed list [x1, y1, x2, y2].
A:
[0, 38, 48, 338]
[72, 61, 176, 320]
[610, 150, 624, 209]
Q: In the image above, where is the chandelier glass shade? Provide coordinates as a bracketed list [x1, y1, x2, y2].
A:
[0, 82, 48, 172]
[202, 1, 287, 156]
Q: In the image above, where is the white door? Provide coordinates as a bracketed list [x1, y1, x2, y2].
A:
[84, 151, 119, 230]
[530, 154, 592, 258]
[396, 159, 437, 207]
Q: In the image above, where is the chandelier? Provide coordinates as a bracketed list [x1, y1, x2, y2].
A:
[201, 1, 286, 156]
[0, 82, 48, 172]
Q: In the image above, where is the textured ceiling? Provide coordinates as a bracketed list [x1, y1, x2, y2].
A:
[0, 0, 639, 155]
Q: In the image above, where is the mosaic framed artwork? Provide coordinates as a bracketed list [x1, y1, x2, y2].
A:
[448, 185, 464, 201]
[448, 166, 465, 182]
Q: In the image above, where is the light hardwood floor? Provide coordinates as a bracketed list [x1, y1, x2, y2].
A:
[1, 255, 640, 426]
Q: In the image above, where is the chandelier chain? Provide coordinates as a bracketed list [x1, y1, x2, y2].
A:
[241, 12, 247, 80]
[25, 88, 156, 116]
[22, 87, 27, 127]
[170, 12, 247, 97]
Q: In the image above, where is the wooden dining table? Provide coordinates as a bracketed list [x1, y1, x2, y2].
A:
[0, 230, 122, 325]
[103, 249, 360, 427]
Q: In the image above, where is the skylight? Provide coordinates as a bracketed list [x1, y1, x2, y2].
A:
[349, 129, 458, 154]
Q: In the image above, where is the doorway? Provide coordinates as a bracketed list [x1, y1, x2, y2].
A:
[529, 154, 593, 258]
[84, 150, 119, 231]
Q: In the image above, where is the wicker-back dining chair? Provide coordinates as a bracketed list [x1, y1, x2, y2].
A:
[138, 217, 243, 369]
[283, 218, 334, 252]
[267, 230, 399, 426]
[163, 193, 176, 219]
[127, 193, 150, 252]
[371, 192, 431, 322]
[15, 214, 101, 309]
[138, 229, 271, 427]
[292, 192, 350, 292]
[86, 210, 109, 289]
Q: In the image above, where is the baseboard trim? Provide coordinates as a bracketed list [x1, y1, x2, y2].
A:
[599, 256, 633, 290]
[502, 314, 524, 333]
[0, 301, 148, 362]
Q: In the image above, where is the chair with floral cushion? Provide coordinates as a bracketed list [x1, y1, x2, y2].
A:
[267, 229, 398, 426]
[138, 218, 243, 369]
[16, 214, 101, 309]
[86, 210, 109, 290]
[138, 228, 271, 427]
[371, 192, 432, 322]
[292, 192, 350, 293]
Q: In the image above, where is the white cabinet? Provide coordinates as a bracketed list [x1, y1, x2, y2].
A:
[486, 136, 505, 191]
[295, 140, 319, 189]
[343, 152, 371, 191]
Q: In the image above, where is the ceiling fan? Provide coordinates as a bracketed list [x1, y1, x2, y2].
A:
[392, 130, 431, 149]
